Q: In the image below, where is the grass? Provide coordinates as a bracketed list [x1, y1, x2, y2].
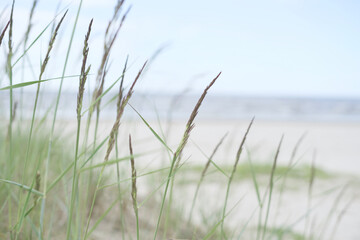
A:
[0, 1, 356, 240]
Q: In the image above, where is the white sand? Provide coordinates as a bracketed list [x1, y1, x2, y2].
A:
[68, 118, 360, 174]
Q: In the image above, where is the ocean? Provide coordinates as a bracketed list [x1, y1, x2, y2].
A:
[1, 90, 360, 122]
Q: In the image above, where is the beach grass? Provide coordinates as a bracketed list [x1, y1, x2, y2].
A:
[0, 1, 355, 240]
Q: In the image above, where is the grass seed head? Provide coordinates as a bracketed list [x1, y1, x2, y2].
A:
[175, 72, 222, 160]
[0, 20, 10, 47]
[104, 61, 147, 162]
[77, 19, 93, 116]
[40, 10, 67, 78]
[129, 134, 137, 207]
[23, 0, 38, 45]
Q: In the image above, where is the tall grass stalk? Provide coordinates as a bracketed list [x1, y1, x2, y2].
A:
[5, 2, 14, 234]
[274, 132, 306, 225]
[247, 148, 264, 240]
[115, 57, 128, 240]
[220, 117, 254, 239]
[66, 19, 93, 240]
[153, 72, 221, 240]
[261, 135, 283, 240]
[188, 132, 228, 224]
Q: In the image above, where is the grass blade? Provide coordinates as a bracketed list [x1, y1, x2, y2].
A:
[0, 179, 43, 197]
[129, 103, 173, 154]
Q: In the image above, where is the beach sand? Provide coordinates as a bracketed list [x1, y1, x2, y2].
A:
[62, 118, 360, 174]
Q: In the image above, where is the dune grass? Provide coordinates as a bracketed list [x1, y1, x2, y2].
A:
[0, 1, 355, 240]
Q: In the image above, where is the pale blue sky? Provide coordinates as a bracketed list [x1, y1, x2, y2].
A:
[3, 0, 360, 98]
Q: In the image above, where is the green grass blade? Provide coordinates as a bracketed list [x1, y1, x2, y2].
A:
[0, 179, 43, 196]
[12, 7, 69, 68]
[129, 103, 173, 154]
[79, 136, 109, 169]
[0, 74, 81, 90]
[98, 166, 172, 192]
[261, 135, 283, 240]
[191, 139, 229, 178]
[247, 149, 262, 207]
[80, 155, 137, 172]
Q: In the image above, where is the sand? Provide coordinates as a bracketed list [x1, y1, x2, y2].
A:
[63, 118, 360, 174]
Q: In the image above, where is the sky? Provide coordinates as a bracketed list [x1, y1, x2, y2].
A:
[2, 0, 360, 98]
